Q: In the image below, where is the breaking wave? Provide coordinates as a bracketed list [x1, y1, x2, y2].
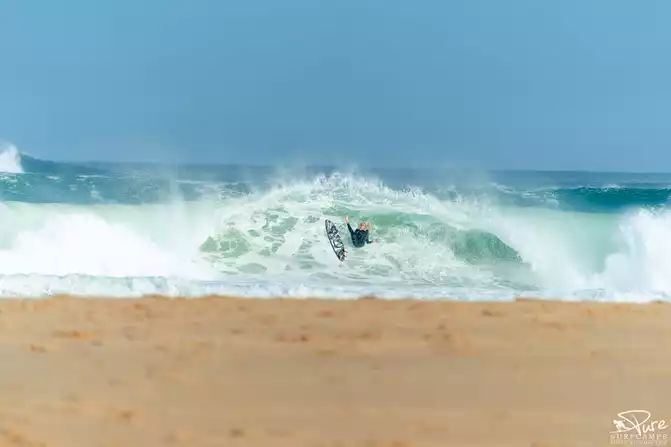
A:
[0, 144, 670, 301]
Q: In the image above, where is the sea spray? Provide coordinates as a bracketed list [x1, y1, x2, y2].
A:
[0, 142, 24, 174]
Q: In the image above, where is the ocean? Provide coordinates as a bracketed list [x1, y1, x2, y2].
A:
[1, 143, 670, 302]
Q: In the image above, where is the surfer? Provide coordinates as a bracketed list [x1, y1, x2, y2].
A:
[345, 216, 374, 248]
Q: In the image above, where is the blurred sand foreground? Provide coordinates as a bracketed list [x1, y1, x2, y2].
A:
[0, 296, 668, 447]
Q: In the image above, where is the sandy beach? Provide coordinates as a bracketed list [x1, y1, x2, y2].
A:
[0, 296, 667, 447]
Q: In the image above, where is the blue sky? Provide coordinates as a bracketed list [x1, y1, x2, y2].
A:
[1, 0, 670, 170]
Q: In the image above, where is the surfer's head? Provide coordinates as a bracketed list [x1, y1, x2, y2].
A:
[359, 222, 366, 230]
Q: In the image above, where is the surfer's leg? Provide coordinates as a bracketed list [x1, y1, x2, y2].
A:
[347, 223, 355, 237]
[348, 225, 358, 245]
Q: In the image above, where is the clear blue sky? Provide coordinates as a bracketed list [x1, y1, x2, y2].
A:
[1, 0, 670, 170]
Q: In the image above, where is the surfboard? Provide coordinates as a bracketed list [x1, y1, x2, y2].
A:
[324, 219, 347, 262]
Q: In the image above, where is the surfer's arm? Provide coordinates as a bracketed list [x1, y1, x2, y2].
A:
[347, 223, 355, 236]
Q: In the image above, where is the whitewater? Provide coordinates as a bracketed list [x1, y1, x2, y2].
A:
[2, 143, 671, 302]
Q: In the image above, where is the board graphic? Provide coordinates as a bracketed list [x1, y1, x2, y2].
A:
[324, 219, 347, 261]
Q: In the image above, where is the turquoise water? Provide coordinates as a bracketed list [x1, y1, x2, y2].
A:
[2, 143, 671, 301]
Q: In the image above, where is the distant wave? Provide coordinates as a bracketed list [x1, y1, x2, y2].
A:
[0, 141, 115, 178]
[0, 143, 24, 174]
[480, 184, 671, 211]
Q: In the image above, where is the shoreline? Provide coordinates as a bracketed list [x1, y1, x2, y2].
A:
[0, 295, 667, 446]
[6, 293, 668, 303]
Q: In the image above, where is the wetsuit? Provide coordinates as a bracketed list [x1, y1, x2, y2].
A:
[347, 223, 372, 248]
